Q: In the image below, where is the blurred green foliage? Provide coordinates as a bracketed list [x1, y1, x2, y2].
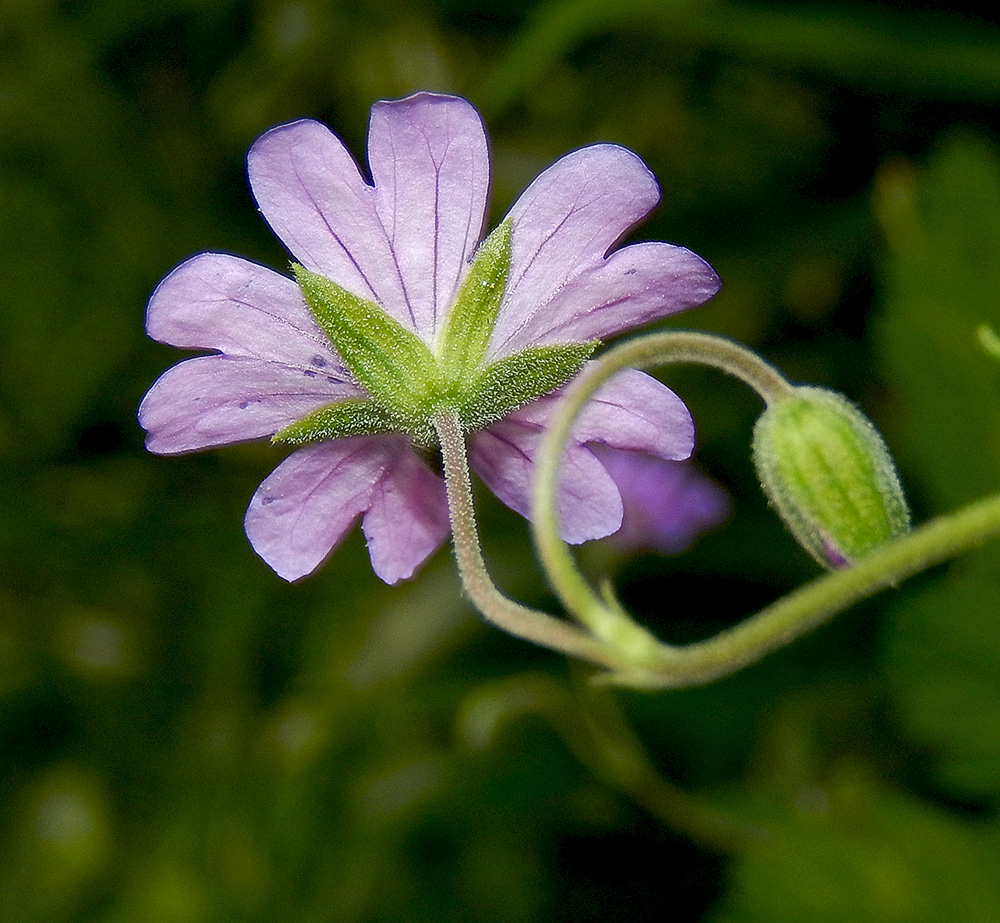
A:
[3, 0, 1000, 920]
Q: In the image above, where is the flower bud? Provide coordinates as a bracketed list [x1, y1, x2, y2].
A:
[751, 387, 910, 568]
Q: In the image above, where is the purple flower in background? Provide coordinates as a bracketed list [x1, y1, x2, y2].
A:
[594, 449, 730, 555]
[139, 92, 720, 583]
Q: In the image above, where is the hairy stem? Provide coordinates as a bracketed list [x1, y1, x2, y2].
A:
[634, 490, 1000, 687]
[534, 331, 792, 646]
[534, 330, 1000, 688]
[433, 407, 627, 669]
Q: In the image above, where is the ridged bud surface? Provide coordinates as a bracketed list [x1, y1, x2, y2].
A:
[752, 387, 911, 568]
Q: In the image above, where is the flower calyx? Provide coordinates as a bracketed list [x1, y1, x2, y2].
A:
[276, 222, 597, 447]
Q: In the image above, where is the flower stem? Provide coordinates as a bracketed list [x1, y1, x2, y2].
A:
[534, 331, 793, 648]
[461, 670, 758, 851]
[626, 490, 1000, 687]
[432, 407, 629, 670]
[566, 672, 763, 850]
[533, 330, 1000, 688]
[623, 330, 796, 405]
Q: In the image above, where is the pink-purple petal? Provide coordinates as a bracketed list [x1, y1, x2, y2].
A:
[368, 93, 490, 342]
[471, 417, 623, 544]
[469, 368, 694, 544]
[498, 242, 721, 354]
[139, 355, 364, 454]
[570, 367, 694, 460]
[146, 252, 345, 369]
[244, 438, 395, 581]
[247, 119, 414, 331]
[488, 144, 662, 360]
[514, 367, 694, 462]
[362, 447, 451, 584]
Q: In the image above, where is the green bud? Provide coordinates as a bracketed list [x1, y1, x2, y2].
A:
[752, 386, 911, 568]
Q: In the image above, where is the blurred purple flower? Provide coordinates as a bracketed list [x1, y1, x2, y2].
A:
[139, 93, 720, 583]
[593, 448, 730, 555]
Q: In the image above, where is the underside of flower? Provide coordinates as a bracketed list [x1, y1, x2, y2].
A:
[277, 222, 598, 447]
[139, 92, 722, 583]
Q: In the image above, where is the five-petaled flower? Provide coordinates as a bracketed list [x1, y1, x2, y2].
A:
[139, 92, 721, 583]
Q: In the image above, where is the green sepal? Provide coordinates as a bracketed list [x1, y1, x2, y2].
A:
[294, 265, 440, 426]
[459, 341, 598, 430]
[752, 386, 911, 568]
[272, 399, 402, 446]
[438, 220, 511, 385]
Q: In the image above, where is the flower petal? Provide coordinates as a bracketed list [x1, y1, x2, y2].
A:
[497, 241, 720, 354]
[139, 355, 364, 454]
[244, 437, 395, 581]
[470, 416, 623, 544]
[516, 367, 695, 462]
[146, 252, 346, 369]
[362, 447, 451, 584]
[469, 367, 693, 543]
[488, 144, 661, 359]
[247, 119, 414, 332]
[593, 448, 730, 555]
[368, 93, 490, 342]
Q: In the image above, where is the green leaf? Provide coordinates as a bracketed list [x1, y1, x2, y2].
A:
[485, 0, 1000, 115]
[873, 135, 1000, 510]
[707, 694, 1000, 923]
[883, 574, 1000, 801]
[272, 399, 402, 445]
[459, 342, 598, 430]
[439, 220, 511, 386]
[873, 133, 1000, 803]
[295, 266, 440, 427]
[710, 772, 1000, 923]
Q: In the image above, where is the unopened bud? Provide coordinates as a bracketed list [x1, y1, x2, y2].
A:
[752, 387, 910, 568]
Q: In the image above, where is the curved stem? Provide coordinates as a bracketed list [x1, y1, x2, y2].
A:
[618, 330, 796, 405]
[629, 489, 1000, 687]
[566, 672, 763, 850]
[534, 330, 1000, 688]
[535, 331, 791, 642]
[432, 407, 629, 670]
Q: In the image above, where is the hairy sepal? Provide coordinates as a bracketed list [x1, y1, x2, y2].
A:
[459, 342, 598, 430]
[295, 265, 440, 428]
[752, 386, 911, 568]
[438, 220, 511, 385]
[273, 399, 403, 445]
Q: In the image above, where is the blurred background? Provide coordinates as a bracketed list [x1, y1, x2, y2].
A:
[3, 0, 1000, 919]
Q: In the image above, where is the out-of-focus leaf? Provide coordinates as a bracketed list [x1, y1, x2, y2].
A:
[482, 0, 1000, 115]
[709, 765, 1000, 923]
[707, 690, 1000, 923]
[882, 574, 1000, 802]
[5, 0, 1000, 919]
[873, 134, 1000, 509]
[872, 131, 1000, 805]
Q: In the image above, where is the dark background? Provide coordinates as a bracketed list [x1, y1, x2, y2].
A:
[3, 1, 1000, 920]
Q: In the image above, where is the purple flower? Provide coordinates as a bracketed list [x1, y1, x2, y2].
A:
[139, 93, 720, 584]
[593, 449, 730, 555]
